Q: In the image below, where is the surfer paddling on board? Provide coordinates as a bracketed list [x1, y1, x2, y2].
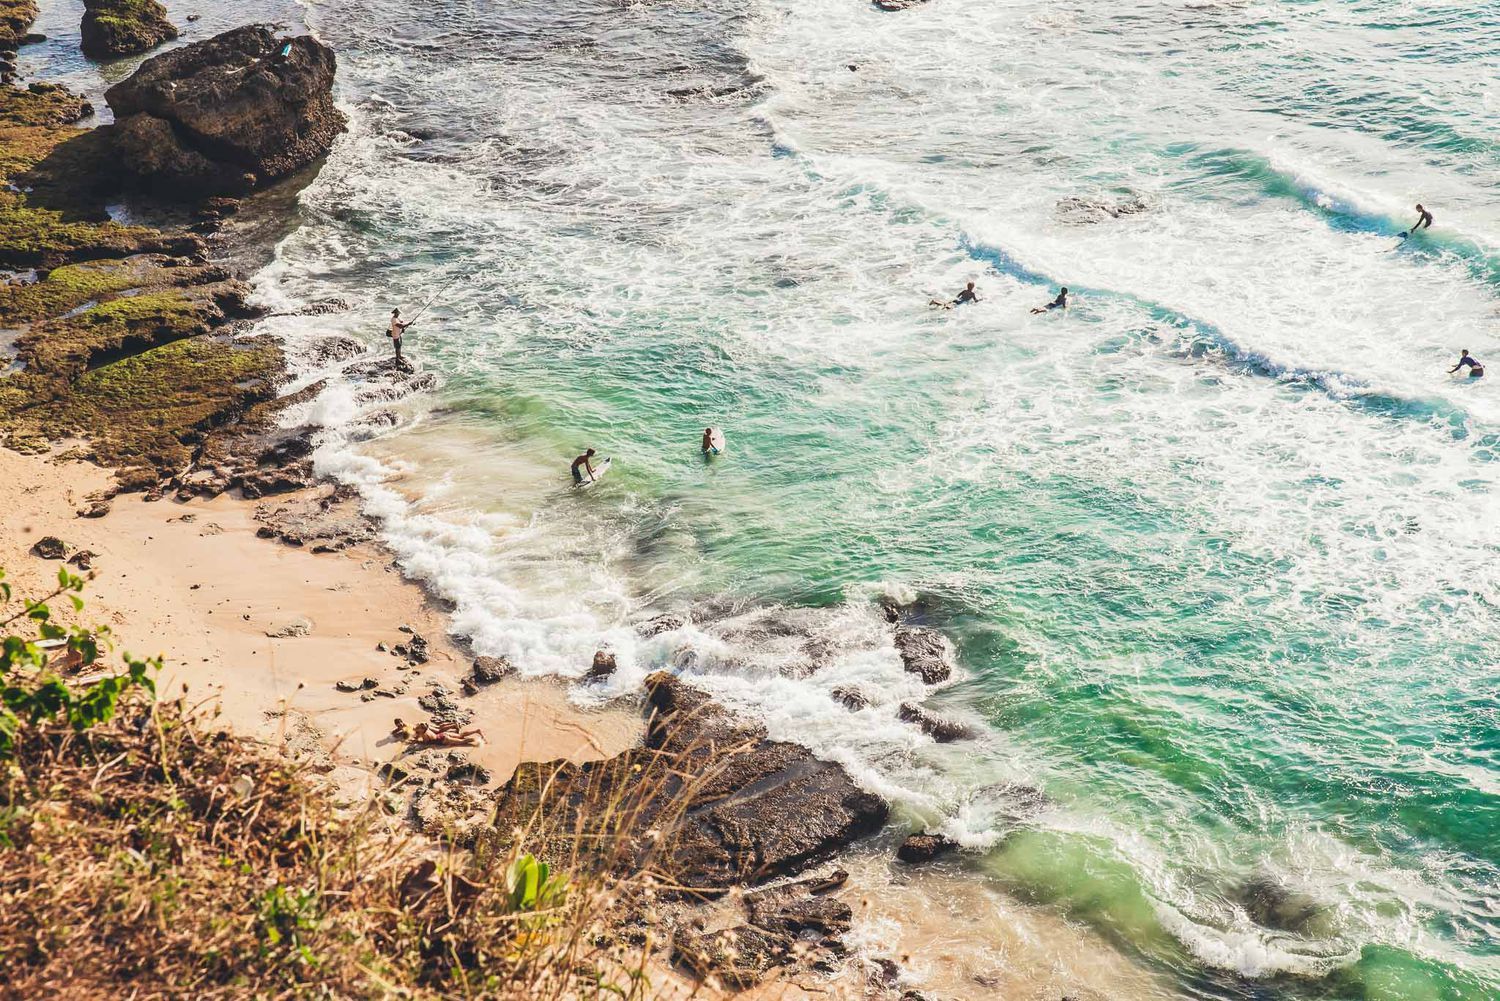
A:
[929, 281, 979, 309]
[1031, 287, 1068, 314]
[1449, 349, 1484, 379]
[572, 448, 599, 484]
[388, 308, 412, 365]
[1401, 203, 1434, 239]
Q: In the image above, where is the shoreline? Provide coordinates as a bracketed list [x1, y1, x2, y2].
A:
[0, 6, 1185, 1000]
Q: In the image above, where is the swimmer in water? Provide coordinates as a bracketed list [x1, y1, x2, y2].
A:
[1449, 349, 1484, 379]
[1030, 287, 1068, 314]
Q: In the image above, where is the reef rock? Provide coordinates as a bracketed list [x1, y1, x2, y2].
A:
[104, 25, 346, 197]
[495, 673, 889, 896]
[80, 0, 177, 59]
[896, 832, 958, 863]
[893, 626, 953, 685]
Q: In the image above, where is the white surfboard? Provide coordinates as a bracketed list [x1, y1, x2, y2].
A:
[576, 457, 611, 488]
[703, 428, 726, 455]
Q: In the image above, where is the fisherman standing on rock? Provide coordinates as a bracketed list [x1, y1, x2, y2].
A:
[388, 308, 412, 367]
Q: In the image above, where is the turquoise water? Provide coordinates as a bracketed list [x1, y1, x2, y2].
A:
[252, 1, 1500, 996]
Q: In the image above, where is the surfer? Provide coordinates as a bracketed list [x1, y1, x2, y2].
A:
[701, 427, 715, 453]
[929, 282, 979, 308]
[388, 308, 412, 365]
[572, 447, 599, 484]
[1449, 349, 1484, 379]
[1031, 287, 1068, 314]
[1401, 203, 1434, 239]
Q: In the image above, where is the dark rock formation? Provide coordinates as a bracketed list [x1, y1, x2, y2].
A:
[29, 535, 67, 559]
[832, 686, 870, 711]
[673, 873, 852, 987]
[105, 25, 346, 197]
[896, 832, 958, 864]
[470, 655, 514, 685]
[893, 626, 952, 685]
[898, 703, 978, 743]
[80, 0, 177, 60]
[495, 673, 888, 896]
[585, 649, 617, 682]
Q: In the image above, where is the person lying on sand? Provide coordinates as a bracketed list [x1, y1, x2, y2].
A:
[1031, 287, 1068, 314]
[929, 281, 979, 308]
[410, 721, 486, 746]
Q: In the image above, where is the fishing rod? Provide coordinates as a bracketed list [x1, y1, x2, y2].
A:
[405, 272, 464, 327]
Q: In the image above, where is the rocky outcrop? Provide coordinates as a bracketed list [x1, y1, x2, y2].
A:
[896, 832, 958, 864]
[80, 0, 177, 60]
[673, 874, 852, 988]
[495, 673, 888, 897]
[104, 25, 346, 197]
[893, 626, 953, 685]
[898, 703, 977, 743]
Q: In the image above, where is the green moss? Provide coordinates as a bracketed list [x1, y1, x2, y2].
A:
[0, 258, 148, 323]
[0, 1, 39, 54]
[5, 336, 281, 474]
[15, 288, 210, 386]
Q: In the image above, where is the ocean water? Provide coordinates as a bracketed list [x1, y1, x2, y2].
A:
[245, 0, 1500, 997]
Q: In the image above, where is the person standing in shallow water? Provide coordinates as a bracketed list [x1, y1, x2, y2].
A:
[388, 308, 412, 365]
[572, 447, 598, 483]
[1449, 349, 1484, 379]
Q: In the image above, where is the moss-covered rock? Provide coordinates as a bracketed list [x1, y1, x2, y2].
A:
[0, 1, 39, 58]
[80, 0, 176, 60]
[4, 334, 282, 478]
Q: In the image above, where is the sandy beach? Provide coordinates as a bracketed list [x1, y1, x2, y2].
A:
[0, 444, 643, 797]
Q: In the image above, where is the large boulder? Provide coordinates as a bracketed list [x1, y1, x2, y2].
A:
[104, 25, 346, 197]
[80, 0, 176, 59]
[495, 673, 889, 897]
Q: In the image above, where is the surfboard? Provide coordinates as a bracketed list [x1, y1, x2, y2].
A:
[576, 457, 611, 488]
[703, 428, 726, 455]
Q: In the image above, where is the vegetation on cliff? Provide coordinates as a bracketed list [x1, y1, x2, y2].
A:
[80, 0, 177, 60]
[0, 46, 282, 490]
[0, 568, 663, 999]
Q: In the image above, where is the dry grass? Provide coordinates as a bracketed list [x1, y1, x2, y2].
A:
[0, 690, 676, 1000]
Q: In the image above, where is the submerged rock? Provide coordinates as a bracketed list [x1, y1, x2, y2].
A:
[105, 25, 347, 197]
[80, 0, 177, 59]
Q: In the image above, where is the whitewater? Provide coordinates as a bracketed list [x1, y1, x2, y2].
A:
[246, 1, 1500, 997]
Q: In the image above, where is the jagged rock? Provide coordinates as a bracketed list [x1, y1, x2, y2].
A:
[639, 612, 686, 637]
[80, 0, 177, 59]
[410, 783, 492, 845]
[376, 761, 410, 783]
[496, 673, 888, 897]
[29, 535, 67, 560]
[105, 25, 347, 197]
[896, 832, 958, 863]
[78, 498, 112, 518]
[264, 615, 312, 639]
[898, 703, 977, 743]
[674, 879, 852, 988]
[446, 761, 491, 785]
[66, 549, 97, 570]
[873, 0, 929, 9]
[304, 332, 363, 364]
[470, 655, 514, 685]
[251, 486, 376, 551]
[394, 633, 429, 665]
[831, 686, 870, 711]
[585, 649, 617, 682]
[893, 626, 952, 685]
